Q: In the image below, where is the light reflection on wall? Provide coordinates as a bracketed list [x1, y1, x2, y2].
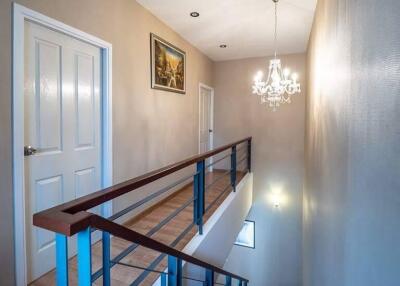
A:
[267, 184, 288, 209]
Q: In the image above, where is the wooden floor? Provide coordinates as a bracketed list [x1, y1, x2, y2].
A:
[31, 170, 245, 286]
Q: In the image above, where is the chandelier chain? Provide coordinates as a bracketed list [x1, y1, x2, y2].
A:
[252, 0, 301, 111]
[274, 1, 277, 59]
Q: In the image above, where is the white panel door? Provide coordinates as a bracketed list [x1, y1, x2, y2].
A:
[199, 85, 213, 154]
[24, 21, 102, 282]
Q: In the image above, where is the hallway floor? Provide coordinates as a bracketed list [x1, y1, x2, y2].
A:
[30, 170, 246, 286]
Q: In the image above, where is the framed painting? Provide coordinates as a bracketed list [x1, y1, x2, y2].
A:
[151, 33, 186, 94]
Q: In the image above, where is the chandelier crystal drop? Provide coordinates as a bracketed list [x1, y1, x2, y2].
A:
[252, 0, 301, 111]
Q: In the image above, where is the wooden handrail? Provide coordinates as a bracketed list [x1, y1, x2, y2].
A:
[33, 137, 252, 235]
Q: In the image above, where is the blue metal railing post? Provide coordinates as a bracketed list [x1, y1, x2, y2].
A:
[168, 256, 182, 286]
[102, 231, 111, 286]
[230, 146, 237, 191]
[237, 280, 243, 286]
[77, 227, 92, 286]
[247, 139, 252, 172]
[199, 160, 205, 215]
[195, 160, 205, 234]
[56, 233, 69, 286]
[161, 272, 167, 286]
[205, 269, 214, 286]
[193, 172, 200, 233]
[225, 275, 232, 286]
[243, 281, 248, 286]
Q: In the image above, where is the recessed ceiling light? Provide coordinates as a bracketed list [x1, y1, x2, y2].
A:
[190, 12, 200, 17]
[219, 44, 227, 48]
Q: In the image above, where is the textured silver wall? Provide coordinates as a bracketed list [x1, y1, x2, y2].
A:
[304, 0, 400, 285]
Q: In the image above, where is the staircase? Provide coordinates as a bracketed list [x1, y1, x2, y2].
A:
[33, 138, 252, 286]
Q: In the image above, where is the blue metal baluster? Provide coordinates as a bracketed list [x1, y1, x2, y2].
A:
[168, 256, 182, 286]
[205, 269, 214, 286]
[247, 139, 252, 172]
[193, 172, 201, 233]
[56, 233, 69, 286]
[230, 146, 237, 191]
[225, 276, 232, 286]
[102, 231, 111, 286]
[197, 160, 205, 234]
[77, 227, 92, 286]
[161, 272, 167, 286]
[243, 281, 248, 286]
[237, 280, 243, 286]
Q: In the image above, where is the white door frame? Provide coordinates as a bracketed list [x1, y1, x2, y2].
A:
[198, 83, 214, 162]
[12, 4, 113, 285]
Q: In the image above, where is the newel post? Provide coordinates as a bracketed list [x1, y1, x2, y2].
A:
[56, 234, 69, 286]
[77, 227, 92, 286]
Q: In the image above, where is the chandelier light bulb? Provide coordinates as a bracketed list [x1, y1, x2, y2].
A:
[251, 0, 301, 111]
[257, 70, 263, 79]
[283, 68, 290, 77]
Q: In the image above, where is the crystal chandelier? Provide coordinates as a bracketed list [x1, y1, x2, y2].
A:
[252, 0, 301, 111]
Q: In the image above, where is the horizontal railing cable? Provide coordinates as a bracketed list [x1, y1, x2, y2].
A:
[237, 155, 248, 166]
[237, 156, 250, 171]
[182, 276, 205, 284]
[130, 253, 167, 286]
[112, 261, 167, 274]
[108, 172, 196, 221]
[205, 152, 231, 168]
[235, 145, 247, 154]
[205, 183, 233, 213]
[92, 196, 195, 281]
[205, 169, 231, 190]
[130, 222, 196, 285]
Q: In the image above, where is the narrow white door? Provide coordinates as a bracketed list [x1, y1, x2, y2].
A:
[199, 85, 213, 156]
[24, 21, 102, 282]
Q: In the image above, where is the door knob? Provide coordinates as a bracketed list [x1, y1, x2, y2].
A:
[209, 129, 213, 133]
[24, 146, 37, 156]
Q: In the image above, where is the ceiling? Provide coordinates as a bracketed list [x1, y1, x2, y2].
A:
[136, 0, 317, 61]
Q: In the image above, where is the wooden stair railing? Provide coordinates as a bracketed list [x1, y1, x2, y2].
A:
[33, 137, 252, 286]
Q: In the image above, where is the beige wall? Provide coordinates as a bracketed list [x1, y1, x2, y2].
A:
[213, 54, 306, 286]
[304, 0, 400, 285]
[0, 1, 213, 284]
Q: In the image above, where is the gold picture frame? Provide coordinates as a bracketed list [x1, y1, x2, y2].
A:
[151, 33, 186, 94]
